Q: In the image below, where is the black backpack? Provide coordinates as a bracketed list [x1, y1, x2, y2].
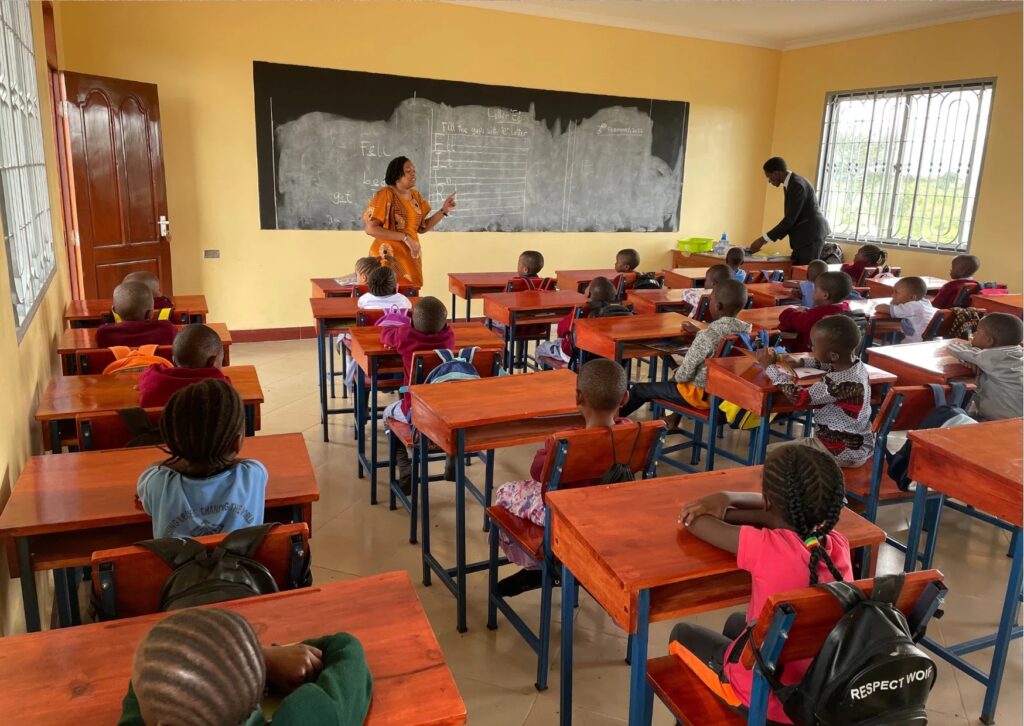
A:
[115, 407, 163, 448]
[751, 573, 938, 725]
[631, 272, 663, 290]
[589, 302, 634, 318]
[820, 242, 844, 264]
[886, 383, 972, 491]
[137, 523, 312, 611]
[598, 424, 642, 484]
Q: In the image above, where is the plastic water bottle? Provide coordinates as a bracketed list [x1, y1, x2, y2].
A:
[715, 232, 728, 254]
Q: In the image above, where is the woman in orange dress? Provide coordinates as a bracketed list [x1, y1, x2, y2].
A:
[363, 156, 457, 287]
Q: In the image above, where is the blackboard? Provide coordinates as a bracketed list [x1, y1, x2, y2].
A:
[253, 61, 688, 233]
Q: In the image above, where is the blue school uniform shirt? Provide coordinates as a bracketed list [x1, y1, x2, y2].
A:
[137, 460, 268, 539]
[731, 268, 746, 282]
[798, 280, 861, 307]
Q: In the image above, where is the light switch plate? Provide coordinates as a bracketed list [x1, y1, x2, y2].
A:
[204, 249, 220, 259]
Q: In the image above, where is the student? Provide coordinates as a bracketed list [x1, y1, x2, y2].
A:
[123, 271, 173, 314]
[725, 247, 747, 282]
[137, 380, 267, 539]
[614, 248, 640, 274]
[506, 249, 552, 290]
[669, 439, 852, 725]
[874, 277, 936, 343]
[119, 608, 372, 726]
[96, 282, 178, 348]
[621, 279, 751, 415]
[784, 259, 828, 308]
[357, 266, 412, 312]
[931, 254, 981, 309]
[757, 315, 874, 467]
[536, 276, 618, 368]
[948, 312, 1024, 421]
[494, 359, 631, 596]
[380, 297, 456, 490]
[336, 255, 382, 287]
[680, 264, 734, 314]
[138, 324, 228, 407]
[778, 271, 852, 351]
[840, 244, 886, 284]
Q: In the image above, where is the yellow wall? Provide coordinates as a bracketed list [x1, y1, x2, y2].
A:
[763, 13, 1023, 290]
[55, 1, 782, 328]
[0, 1, 70, 634]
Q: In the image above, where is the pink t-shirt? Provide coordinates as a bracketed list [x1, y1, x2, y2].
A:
[722, 526, 853, 724]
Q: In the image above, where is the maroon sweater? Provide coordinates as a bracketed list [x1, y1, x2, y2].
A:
[779, 303, 848, 352]
[380, 324, 457, 415]
[931, 279, 974, 309]
[138, 365, 228, 407]
[95, 320, 177, 348]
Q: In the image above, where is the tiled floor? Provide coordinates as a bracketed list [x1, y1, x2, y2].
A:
[237, 338, 1022, 725]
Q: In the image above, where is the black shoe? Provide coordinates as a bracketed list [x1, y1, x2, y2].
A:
[496, 569, 544, 597]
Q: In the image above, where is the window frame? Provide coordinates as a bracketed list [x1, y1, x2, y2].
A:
[814, 77, 997, 256]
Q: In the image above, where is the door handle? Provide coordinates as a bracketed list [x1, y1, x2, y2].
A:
[158, 215, 170, 238]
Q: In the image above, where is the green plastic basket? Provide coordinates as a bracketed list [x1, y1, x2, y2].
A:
[676, 237, 715, 253]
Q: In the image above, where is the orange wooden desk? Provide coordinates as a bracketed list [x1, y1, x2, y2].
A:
[348, 322, 504, 501]
[57, 321, 232, 373]
[902, 418, 1023, 723]
[311, 277, 420, 298]
[550, 469, 885, 726]
[971, 293, 1024, 318]
[661, 267, 709, 289]
[574, 313, 702, 364]
[791, 263, 841, 280]
[35, 364, 264, 452]
[866, 275, 946, 299]
[0, 572, 465, 726]
[625, 288, 693, 315]
[448, 271, 517, 321]
[0, 433, 318, 633]
[866, 339, 974, 385]
[745, 282, 801, 308]
[482, 290, 586, 370]
[672, 251, 793, 277]
[63, 294, 208, 328]
[738, 299, 896, 333]
[556, 268, 620, 293]
[410, 370, 582, 632]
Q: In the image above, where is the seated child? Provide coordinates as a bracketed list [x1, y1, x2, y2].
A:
[778, 271, 852, 351]
[507, 250, 553, 291]
[948, 312, 1024, 421]
[96, 282, 178, 348]
[336, 255, 382, 288]
[757, 315, 874, 467]
[357, 265, 412, 312]
[874, 276, 936, 343]
[784, 259, 828, 308]
[614, 248, 640, 274]
[931, 254, 981, 309]
[621, 279, 751, 415]
[120, 608, 372, 726]
[123, 270, 173, 315]
[680, 264, 734, 315]
[840, 243, 886, 284]
[725, 247, 747, 282]
[669, 439, 852, 724]
[138, 324, 227, 407]
[536, 276, 618, 367]
[137, 380, 267, 538]
[494, 359, 631, 595]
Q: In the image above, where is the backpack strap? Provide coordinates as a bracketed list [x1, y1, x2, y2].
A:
[869, 572, 906, 606]
[817, 580, 866, 612]
[109, 346, 131, 360]
[947, 382, 968, 409]
[606, 423, 642, 468]
[136, 537, 209, 569]
[218, 523, 277, 559]
[434, 349, 455, 363]
[458, 347, 478, 363]
[925, 383, 948, 408]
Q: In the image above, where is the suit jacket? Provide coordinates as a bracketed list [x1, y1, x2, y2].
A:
[766, 173, 830, 255]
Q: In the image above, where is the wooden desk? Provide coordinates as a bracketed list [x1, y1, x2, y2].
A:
[738, 305, 793, 333]
[57, 322, 233, 373]
[672, 251, 792, 278]
[574, 313, 702, 365]
[482, 290, 585, 370]
[410, 370, 582, 632]
[448, 271, 517, 321]
[661, 267, 709, 289]
[310, 277, 420, 299]
[866, 275, 946, 299]
[348, 322, 504, 503]
[63, 294, 208, 328]
[902, 419, 1023, 723]
[35, 365, 264, 452]
[791, 263, 841, 280]
[0, 572, 465, 726]
[556, 268, 619, 293]
[971, 293, 1024, 318]
[550, 469, 885, 726]
[745, 282, 801, 308]
[0, 433, 318, 633]
[866, 339, 974, 385]
[625, 288, 693, 315]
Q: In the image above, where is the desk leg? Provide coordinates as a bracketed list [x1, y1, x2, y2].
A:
[705, 395, 719, 471]
[49, 420, 61, 455]
[53, 568, 72, 628]
[456, 430, 468, 633]
[355, 366, 366, 479]
[244, 404, 255, 436]
[627, 589, 653, 726]
[17, 538, 40, 633]
[420, 435, 432, 586]
[560, 566, 576, 726]
[466, 291, 472, 322]
[903, 483, 930, 572]
[755, 393, 772, 464]
[328, 331, 336, 399]
[318, 324, 329, 442]
[983, 529, 1023, 723]
[503, 314, 514, 372]
[369, 359, 380, 505]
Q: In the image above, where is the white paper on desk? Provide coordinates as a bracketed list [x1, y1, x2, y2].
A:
[792, 366, 823, 379]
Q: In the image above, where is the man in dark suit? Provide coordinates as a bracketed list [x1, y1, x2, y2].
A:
[749, 157, 830, 264]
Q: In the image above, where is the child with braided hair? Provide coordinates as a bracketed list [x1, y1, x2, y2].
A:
[668, 439, 852, 723]
[137, 379, 268, 538]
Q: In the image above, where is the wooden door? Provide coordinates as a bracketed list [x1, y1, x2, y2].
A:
[61, 72, 172, 298]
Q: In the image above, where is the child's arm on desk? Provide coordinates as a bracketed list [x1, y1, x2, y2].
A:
[678, 492, 775, 553]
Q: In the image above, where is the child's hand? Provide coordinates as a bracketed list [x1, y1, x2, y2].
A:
[754, 347, 778, 367]
[264, 643, 324, 694]
[678, 492, 730, 527]
[681, 321, 701, 334]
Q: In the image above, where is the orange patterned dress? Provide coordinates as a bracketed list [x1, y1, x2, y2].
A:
[364, 186, 432, 286]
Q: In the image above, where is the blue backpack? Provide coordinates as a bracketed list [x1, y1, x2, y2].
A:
[425, 348, 481, 384]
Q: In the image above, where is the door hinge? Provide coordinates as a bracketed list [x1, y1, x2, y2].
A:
[158, 215, 170, 238]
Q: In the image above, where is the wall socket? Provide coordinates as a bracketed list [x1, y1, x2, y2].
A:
[204, 249, 220, 259]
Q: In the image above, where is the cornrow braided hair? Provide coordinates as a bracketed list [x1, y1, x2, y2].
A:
[762, 442, 847, 586]
[160, 380, 245, 477]
[131, 609, 265, 726]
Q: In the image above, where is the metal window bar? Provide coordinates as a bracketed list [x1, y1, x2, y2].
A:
[816, 79, 994, 253]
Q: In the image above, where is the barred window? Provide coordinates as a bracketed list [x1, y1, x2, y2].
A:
[0, 0, 55, 337]
[817, 80, 994, 253]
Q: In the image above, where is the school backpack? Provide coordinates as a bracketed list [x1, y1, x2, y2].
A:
[947, 307, 982, 341]
[102, 345, 172, 375]
[820, 242, 844, 265]
[886, 383, 974, 491]
[136, 523, 312, 611]
[750, 573, 937, 725]
[115, 407, 163, 448]
[507, 276, 557, 292]
[589, 302, 634, 318]
[374, 304, 411, 328]
[631, 272, 663, 290]
[424, 347, 481, 384]
[598, 424, 641, 484]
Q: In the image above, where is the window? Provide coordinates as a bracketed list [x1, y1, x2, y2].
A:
[817, 80, 994, 253]
[0, 0, 55, 336]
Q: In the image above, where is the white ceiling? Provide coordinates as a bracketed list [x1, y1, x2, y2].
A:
[450, 0, 1021, 50]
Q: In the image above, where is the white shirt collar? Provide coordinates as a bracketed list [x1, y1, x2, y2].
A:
[783, 171, 793, 189]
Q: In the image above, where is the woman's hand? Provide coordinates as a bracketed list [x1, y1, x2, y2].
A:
[404, 234, 421, 259]
[263, 643, 324, 694]
[442, 192, 457, 214]
[679, 492, 731, 527]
